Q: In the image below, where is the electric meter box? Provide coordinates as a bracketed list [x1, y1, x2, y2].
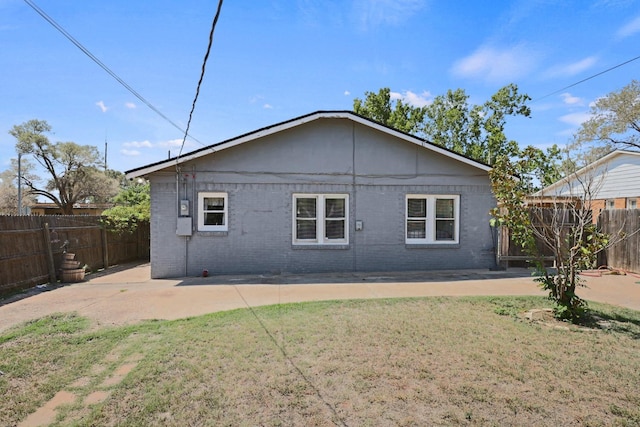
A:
[179, 199, 190, 217]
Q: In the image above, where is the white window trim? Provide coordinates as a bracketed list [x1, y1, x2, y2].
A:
[627, 198, 637, 209]
[292, 193, 349, 245]
[198, 192, 228, 232]
[406, 194, 459, 244]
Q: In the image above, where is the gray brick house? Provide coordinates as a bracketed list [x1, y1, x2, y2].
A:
[125, 111, 496, 278]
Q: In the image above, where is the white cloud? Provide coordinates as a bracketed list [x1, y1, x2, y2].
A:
[559, 111, 592, 126]
[353, 0, 426, 30]
[95, 101, 108, 113]
[125, 102, 136, 109]
[544, 56, 597, 78]
[153, 138, 198, 151]
[451, 44, 536, 82]
[157, 138, 186, 148]
[263, 104, 273, 109]
[403, 90, 432, 107]
[616, 15, 640, 39]
[390, 90, 432, 107]
[344, 90, 351, 96]
[123, 140, 153, 148]
[560, 92, 583, 106]
[120, 149, 141, 156]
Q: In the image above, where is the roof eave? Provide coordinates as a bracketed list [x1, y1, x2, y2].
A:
[125, 110, 491, 178]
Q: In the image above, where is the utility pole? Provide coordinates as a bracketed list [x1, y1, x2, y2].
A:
[17, 152, 22, 215]
[104, 131, 108, 171]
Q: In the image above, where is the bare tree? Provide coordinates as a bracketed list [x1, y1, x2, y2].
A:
[0, 158, 39, 215]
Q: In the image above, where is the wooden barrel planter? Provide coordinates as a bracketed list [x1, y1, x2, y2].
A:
[60, 269, 86, 282]
[60, 253, 86, 283]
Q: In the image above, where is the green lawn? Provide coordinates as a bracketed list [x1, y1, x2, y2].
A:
[2, 296, 640, 426]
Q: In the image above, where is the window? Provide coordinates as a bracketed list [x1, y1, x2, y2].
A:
[406, 195, 459, 244]
[198, 192, 228, 231]
[293, 194, 348, 244]
[627, 198, 637, 209]
[606, 199, 615, 210]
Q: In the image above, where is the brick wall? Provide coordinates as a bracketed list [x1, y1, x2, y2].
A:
[592, 197, 639, 223]
[150, 179, 496, 277]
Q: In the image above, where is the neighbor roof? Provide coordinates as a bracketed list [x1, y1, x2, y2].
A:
[125, 110, 491, 178]
[535, 149, 640, 196]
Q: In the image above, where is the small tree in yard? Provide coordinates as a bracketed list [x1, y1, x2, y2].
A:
[490, 152, 612, 322]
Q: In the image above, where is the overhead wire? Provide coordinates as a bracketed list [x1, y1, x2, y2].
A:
[177, 0, 224, 161]
[23, 0, 206, 147]
[531, 53, 640, 103]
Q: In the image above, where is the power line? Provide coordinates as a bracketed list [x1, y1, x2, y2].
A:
[23, 0, 206, 146]
[531, 54, 640, 103]
[177, 0, 224, 159]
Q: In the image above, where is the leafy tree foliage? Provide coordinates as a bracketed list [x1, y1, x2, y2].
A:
[573, 79, 640, 151]
[9, 119, 119, 215]
[354, 84, 531, 166]
[101, 179, 150, 232]
[353, 88, 427, 135]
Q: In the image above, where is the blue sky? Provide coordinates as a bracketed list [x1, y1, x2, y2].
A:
[1, 0, 639, 175]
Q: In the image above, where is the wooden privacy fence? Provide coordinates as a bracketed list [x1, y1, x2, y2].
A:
[598, 209, 640, 273]
[498, 208, 640, 273]
[0, 216, 149, 296]
[496, 208, 571, 267]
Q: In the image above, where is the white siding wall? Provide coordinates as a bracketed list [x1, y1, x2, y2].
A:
[549, 153, 640, 199]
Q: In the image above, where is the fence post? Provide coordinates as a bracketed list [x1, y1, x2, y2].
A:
[42, 223, 57, 283]
[101, 227, 109, 269]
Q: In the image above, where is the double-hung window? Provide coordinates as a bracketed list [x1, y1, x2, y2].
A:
[198, 192, 228, 232]
[406, 195, 459, 244]
[293, 194, 348, 244]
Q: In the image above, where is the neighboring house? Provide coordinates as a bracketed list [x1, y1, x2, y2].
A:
[535, 150, 640, 220]
[29, 202, 113, 216]
[125, 111, 496, 278]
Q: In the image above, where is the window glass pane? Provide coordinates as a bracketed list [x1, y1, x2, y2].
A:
[296, 198, 316, 218]
[204, 197, 224, 210]
[407, 220, 426, 238]
[408, 198, 426, 218]
[204, 212, 225, 226]
[325, 198, 345, 218]
[325, 220, 345, 239]
[296, 219, 316, 239]
[436, 219, 455, 240]
[435, 199, 454, 218]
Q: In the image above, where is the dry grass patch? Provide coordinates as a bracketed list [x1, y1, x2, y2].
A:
[1, 296, 640, 426]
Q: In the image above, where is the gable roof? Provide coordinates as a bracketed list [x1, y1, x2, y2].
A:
[536, 149, 640, 196]
[125, 110, 491, 178]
